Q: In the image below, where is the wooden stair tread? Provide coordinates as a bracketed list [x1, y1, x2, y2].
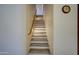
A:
[33, 33, 46, 34]
[33, 32, 46, 34]
[30, 43, 48, 47]
[31, 41, 48, 43]
[30, 46, 49, 49]
[29, 49, 50, 54]
[32, 38, 47, 41]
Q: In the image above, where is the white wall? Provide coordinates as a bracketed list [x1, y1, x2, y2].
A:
[44, 4, 77, 55]
[53, 4, 77, 55]
[26, 5, 35, 54]
[0, 5, 35, 55]
[36, 4, 43, 15]
[43, 5, 53, 54]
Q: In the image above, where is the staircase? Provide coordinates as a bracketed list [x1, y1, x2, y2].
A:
[29, 16, 50, 55]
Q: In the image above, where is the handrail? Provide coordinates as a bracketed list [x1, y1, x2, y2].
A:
[28, 15, 36, 35]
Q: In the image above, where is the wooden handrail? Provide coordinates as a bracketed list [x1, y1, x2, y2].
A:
[28, 15, 36, 35]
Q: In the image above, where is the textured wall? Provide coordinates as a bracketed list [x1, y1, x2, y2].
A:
[44, 4, 77, 55]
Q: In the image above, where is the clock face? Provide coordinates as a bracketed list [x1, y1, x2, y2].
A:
[62, 5, 71, 14]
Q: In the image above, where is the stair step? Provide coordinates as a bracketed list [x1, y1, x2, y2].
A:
[32, 36, 47, 37]
[34, 29, 46, 31]
[32, 33, 47, 37]
[34, 22, 45, 25]
[34, 23, 44, 25]
[33, 30, 46, 33]
[29, 53, 50, 55]
[33, 30, 46, 32]
[34, 26, 45, 27]
[32, 36, 47, 39]
[33, 34, 46, 36]
[33, 32, 46, 34]
[34, 25, 45, 28]
[34, 20, 44, 22]
[34, 20, 44, 21]
[31, 41, 48, 43]
[34, 28, 45, 30]
[34, 22, 44, 24]
[34, 21, 45, 26]
[32, 38, 47, 41]
[29, 49, 50, 55]
[30, 46, 49, 49]
[31, 43, 48, 47]
[33, 33, 46, 35]
[35, 17, 43, 20]
[34, 27, 45, 28]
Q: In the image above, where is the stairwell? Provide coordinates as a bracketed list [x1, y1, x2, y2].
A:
[29, 16, 50, 55]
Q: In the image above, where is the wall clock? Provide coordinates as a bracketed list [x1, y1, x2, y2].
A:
[62, 5, 71, 14]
